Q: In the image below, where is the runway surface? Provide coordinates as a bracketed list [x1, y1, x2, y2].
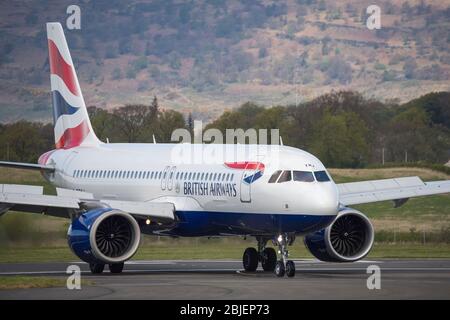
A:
[1, 259, 450, 299]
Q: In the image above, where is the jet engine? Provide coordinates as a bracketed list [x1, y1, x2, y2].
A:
[68, 208, 141, 264]
[304, 208, 374, 262]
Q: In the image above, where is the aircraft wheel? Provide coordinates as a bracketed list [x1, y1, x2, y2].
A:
[89, 263, 105, 274]
[261, 248, 277, 271]
[286, 260, 296, 278]
[243, 247, 258, 272]
[275, 260, 285, 277]
[109, 262, 124, 274]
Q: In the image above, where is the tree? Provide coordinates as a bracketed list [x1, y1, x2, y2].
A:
[0, 121, 53, 162]
[88, 106, 114, 142]
[326, 56, 352, 84]
[187, 112, 194, 136]
[112, 104, 154, 142]
[309, 111, 369, 167]
[403, 58, 417, 79]
[154, 110, 187, 142]
[111, 67, 122, 80]
[150, 96, 159, 120]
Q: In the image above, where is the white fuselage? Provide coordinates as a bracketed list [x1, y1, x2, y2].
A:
[42, 143, 339, 236]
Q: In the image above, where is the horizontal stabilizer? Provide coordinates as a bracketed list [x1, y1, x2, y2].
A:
[0, 161, 55, 172]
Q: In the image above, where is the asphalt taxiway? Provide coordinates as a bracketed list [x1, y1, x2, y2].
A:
[1, 259, 450, 299]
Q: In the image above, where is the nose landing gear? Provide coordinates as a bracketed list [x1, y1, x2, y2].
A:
[274, 233, 296, 278]
[241, 234, 296, 277]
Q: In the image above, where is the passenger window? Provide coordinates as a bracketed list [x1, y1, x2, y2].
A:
[314, 171, 331, 182]
[277, 171, 292, 183]
[268, 170, 282, 183]
[293, 171, 315, 182]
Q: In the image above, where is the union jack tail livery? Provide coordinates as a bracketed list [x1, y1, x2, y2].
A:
[47, 22, 100, 149]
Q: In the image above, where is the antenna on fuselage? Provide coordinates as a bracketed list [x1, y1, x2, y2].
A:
[106, 137, 109, 143]
[153, 134, 156, 144]
[279, 136, 283, 146]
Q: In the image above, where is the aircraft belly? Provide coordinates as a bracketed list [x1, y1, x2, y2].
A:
[150, 211, 336, 236]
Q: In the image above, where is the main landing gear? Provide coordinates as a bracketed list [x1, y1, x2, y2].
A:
[242, 234, 295, 277]
[89, 262, 124, 274]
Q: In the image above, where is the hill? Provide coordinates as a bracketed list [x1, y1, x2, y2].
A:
[0, 0, 449, 122]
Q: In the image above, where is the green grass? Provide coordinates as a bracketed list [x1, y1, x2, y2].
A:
[1, 241, 450, 263]
[0, 276, 94, 290]
[355, 195, 450, 220]
[0, 276, 66, 290]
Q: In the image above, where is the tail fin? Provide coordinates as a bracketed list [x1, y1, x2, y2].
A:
[46, 22, 100, 149]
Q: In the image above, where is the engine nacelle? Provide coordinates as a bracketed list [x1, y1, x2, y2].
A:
[304, 208, 374, 262]
[68, 208, 141, 264]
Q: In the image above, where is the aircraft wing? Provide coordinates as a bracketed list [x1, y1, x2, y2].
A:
[0, 184, 175, 222]
[0, 161, 55, 172]
[338, 176, 450, 206]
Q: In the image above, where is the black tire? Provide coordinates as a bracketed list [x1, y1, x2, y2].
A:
[286, 260, 295, 278]
[275, 260, 285, 277]
[109, 262, 124, 274]
[261, 248, 277, 271]
[89, 263, 105, 274]
[243, 247, 258, 272]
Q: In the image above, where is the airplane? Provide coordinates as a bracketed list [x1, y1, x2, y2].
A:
[1, 22, 449, 277]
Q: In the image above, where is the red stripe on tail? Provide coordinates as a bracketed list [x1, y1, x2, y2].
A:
[48, 39, 79, 97]
[55, 120, 90, 149]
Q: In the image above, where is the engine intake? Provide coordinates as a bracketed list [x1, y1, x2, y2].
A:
[304, 208, 374, 262]
[68, 208, 141, 264]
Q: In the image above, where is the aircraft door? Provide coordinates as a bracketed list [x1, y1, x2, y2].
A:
[167, 166, 176, 191]
[240, 163, 252, 202]
[161, 166, 169, 190]
[240, 157, 264, 203]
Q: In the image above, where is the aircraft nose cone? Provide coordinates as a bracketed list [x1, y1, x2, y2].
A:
[315, 185, 339, 215]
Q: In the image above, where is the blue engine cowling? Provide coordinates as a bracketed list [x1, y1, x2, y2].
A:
[68, 208, 141, 264]
[304, 208, 374, 262]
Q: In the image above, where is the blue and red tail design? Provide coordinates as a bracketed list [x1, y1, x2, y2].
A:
[47, 22, 100, 149]
[225, 162, 265, 184]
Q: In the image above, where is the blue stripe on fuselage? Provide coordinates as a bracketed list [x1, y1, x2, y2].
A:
[141, 211, 336, 237]
[51, 90, 79, 123]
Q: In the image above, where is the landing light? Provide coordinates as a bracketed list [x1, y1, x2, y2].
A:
[146, 219, 151, 225]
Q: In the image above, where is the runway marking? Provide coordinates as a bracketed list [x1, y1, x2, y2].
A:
[71, 260, 242, 264]
[0, 269, 239, 276]
[1, 267, 450, 276]
[69, 259, 382, 265]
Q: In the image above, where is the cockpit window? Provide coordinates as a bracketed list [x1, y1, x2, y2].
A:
[277, 170, 292, 183]
[314, 170, 330, 182]
[293, 171, 315, 182]
[268, 170, 282, 183]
